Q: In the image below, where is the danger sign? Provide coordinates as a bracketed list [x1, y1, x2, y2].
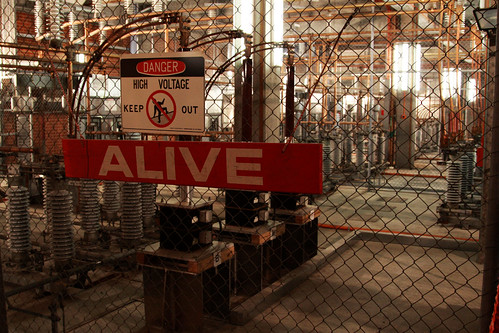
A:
[120, 52, 205, 135]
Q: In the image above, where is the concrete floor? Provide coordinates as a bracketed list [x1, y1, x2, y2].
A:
[38, 231, 477, 333]
[320, 189, 477, 238]
[213, 238, 481, 332]
[9, 232, 478, 333]
[2, 157, 484, 332]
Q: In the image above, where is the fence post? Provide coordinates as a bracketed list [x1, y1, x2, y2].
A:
[481, 9, 499, 332]
[0, 255, 8, 332]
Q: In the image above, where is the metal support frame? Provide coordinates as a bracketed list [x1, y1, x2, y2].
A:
[481, 8, 499, 332]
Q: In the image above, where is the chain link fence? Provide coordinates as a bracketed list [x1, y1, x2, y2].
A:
[0, 0, 493, 331]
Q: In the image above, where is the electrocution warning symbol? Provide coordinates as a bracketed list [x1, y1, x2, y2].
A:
[146, 90, 176, 128]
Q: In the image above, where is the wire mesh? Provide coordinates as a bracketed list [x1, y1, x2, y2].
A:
[0, 0, 492, 331]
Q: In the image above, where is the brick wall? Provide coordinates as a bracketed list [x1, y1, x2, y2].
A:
[1, 111, 67, 163]
[32, 112, 68, 158]
[17, 11, 35, 36]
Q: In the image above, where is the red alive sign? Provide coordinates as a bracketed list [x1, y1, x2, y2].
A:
[63, 139, 323, 194]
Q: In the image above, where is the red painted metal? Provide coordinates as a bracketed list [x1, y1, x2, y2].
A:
[63, 139, 323, 194]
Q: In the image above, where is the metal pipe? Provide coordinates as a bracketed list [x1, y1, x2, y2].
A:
[0, 64, 67, 73]
[6, 299, 61, 333]
[188, 29, 245, 48]
[85, 131, 126, 136]
[72, 13, 182, 125]
[437, 207, 478, 215]
[64, 298, 140, 332]
[285, 0, 439, 14]
[0, 42, 126, 61]
[205, 44, 279, 98]
[0, 53, 63, 63]
[256, 0, 266, 142]
[6, 303, 53, 321]
[285, 8, 441, 23]
[381, 172, 446, 179]
[0, 147, 37, 153]
[367, 5, 375, 182]
[372, 184, 446, 194]
[0, 42, 64, 52]
[207, 131, 235, 135]
[317, 223, 479, 243]
[71, 18, 171, 45]
[4, 250, 136, 298]
[480, 8, 499, 332]
[67, 49, 74, 137]
[61, 4, 235, 28]
[416, 156, 443, 161]
[85, 130, 233, 137]
[283, 9, 359, 151]
[71, 22, 234, 45]
[285, 27, 477, 43]
[301, 121, 371, 125]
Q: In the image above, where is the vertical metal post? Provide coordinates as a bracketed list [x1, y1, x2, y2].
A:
[179, 185, 192, 206]
[0, 256, 7, 332]
[366, 5, 375, 185]
[179, 15, 190, 51]
[242, 56, 253, 142]
[234, 61, 244, 141]
[481, 12, 499, 332]
[285, 55, 295, 138]
[253, 0, 265, 142]
[67, 47, 74, 137]
[178, 18, 193, 206]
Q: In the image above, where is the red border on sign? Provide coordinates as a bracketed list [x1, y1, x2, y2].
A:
[146, 90, 177, 128]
